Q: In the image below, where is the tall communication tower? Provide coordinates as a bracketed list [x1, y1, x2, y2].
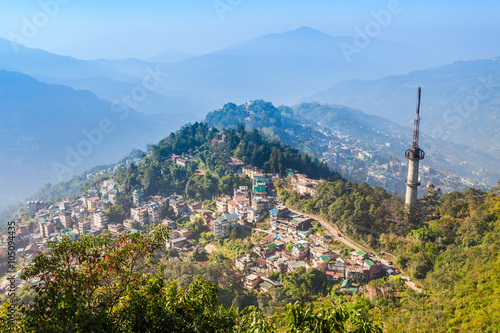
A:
[404, 87, 425, 206]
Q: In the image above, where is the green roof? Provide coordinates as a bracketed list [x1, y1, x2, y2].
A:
[356, 250, 367, 256]
[290, 219, 303, 225]
[346, 287, 358, 293]
[260, 281, 274, 290]
[340, 279, 351, 288]
[364, 259, 375, 267]
[320, 256, 330, 261]
[266, 243, 277, 249]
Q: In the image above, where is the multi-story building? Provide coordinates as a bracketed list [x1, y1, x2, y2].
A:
[242, 165, 263, 179]
[234, 196, 249, 206]
[246, 207, 262, 223]
[244, 274, 261, 290]
[216, 197, 230, 214]
[235, 204, 247, 221]
[92, 211, 109, 230]
[27, 201, 44, 218]
[37, 216, 49, 237]
[79, 220, 92, 235]
[234, 186, 249, 198]
[123, 219, 134, 230]
[214, 213, 238, 239]
[86, 197, 100, 212]
[147, 203, 162, 225]
[345, 265, 367, 283]
[171, 201, 190, 217]
[108, 222, 123, 236]
[296, 181, 316, 197]
[132, 189, 145, 205]
[292, 241, 309, 260]
[59, 210, 73, 229]
[131, 206, 148, 225]
[252, 198, 271, 214]
[270, 205, 288, 229]
[43, 222, 55, 238]
[363, 259, 383, 281]
[227, 200, 238, 214]
[236, 256, 254, 271]
[253, 242, 281, 259]
[108, 189, 118, 205]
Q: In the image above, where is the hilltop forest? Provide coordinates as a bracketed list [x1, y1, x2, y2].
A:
[112, 122, 341, 201]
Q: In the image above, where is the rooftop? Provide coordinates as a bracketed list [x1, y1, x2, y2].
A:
[260, 281, 274, 290]
[364, 259, 375, 267]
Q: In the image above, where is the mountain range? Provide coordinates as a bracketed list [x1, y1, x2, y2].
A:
[306, 58, 500, 158]
[0, 27, 442, 116]
[0, 70, 187, 208]
[0, 26, 498, 209]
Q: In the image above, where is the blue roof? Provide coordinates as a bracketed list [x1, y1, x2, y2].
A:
[270, 209, 279, 214]
[219, 213, 238, 221]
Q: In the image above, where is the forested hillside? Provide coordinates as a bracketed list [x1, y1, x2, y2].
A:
[277, 177, 500, 332]
[113, 122, 341, 200]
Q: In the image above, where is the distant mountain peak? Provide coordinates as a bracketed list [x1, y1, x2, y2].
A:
[293, 26, 327, 34]
[147, 49, 195, 64]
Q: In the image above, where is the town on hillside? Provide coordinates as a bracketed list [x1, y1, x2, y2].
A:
[1, 160, 412, 298]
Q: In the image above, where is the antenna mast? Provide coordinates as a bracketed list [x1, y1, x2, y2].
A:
[412, 87, 421, 149]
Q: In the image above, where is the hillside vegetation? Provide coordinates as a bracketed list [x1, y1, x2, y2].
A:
[277, 177, 500, 332]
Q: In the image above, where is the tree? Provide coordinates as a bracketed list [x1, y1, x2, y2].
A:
[12, 226, 169, 332]
[229, 227, 238, 241]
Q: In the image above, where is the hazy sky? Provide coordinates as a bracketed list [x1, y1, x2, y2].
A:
[0, 0, 499, 61]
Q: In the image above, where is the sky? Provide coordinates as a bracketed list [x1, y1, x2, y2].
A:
[0, 0, 499, 61]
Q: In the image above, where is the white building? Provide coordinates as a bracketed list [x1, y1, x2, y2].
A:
[214, 213, 238, 239]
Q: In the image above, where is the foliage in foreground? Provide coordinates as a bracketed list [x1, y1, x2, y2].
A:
[0, 227, 381, 332]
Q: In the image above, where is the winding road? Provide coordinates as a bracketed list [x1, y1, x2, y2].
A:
[286, 206, 423, 293]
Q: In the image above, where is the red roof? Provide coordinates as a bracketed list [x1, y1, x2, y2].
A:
[228, 200, 238, 206]
[234, 196, 247, 203]
[346, 259, 357, 266]
[326, 271, 344, 279]
[256, 258, 267, 266]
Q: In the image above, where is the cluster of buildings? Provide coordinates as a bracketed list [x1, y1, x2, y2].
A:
[236, 230, 385, 294]
[289, 173, 321, 197]
[224, 183, 388, 294]
[213, 166, 277, 238]
[11, 180, 169, 263]
[2, 159, 395, 296]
